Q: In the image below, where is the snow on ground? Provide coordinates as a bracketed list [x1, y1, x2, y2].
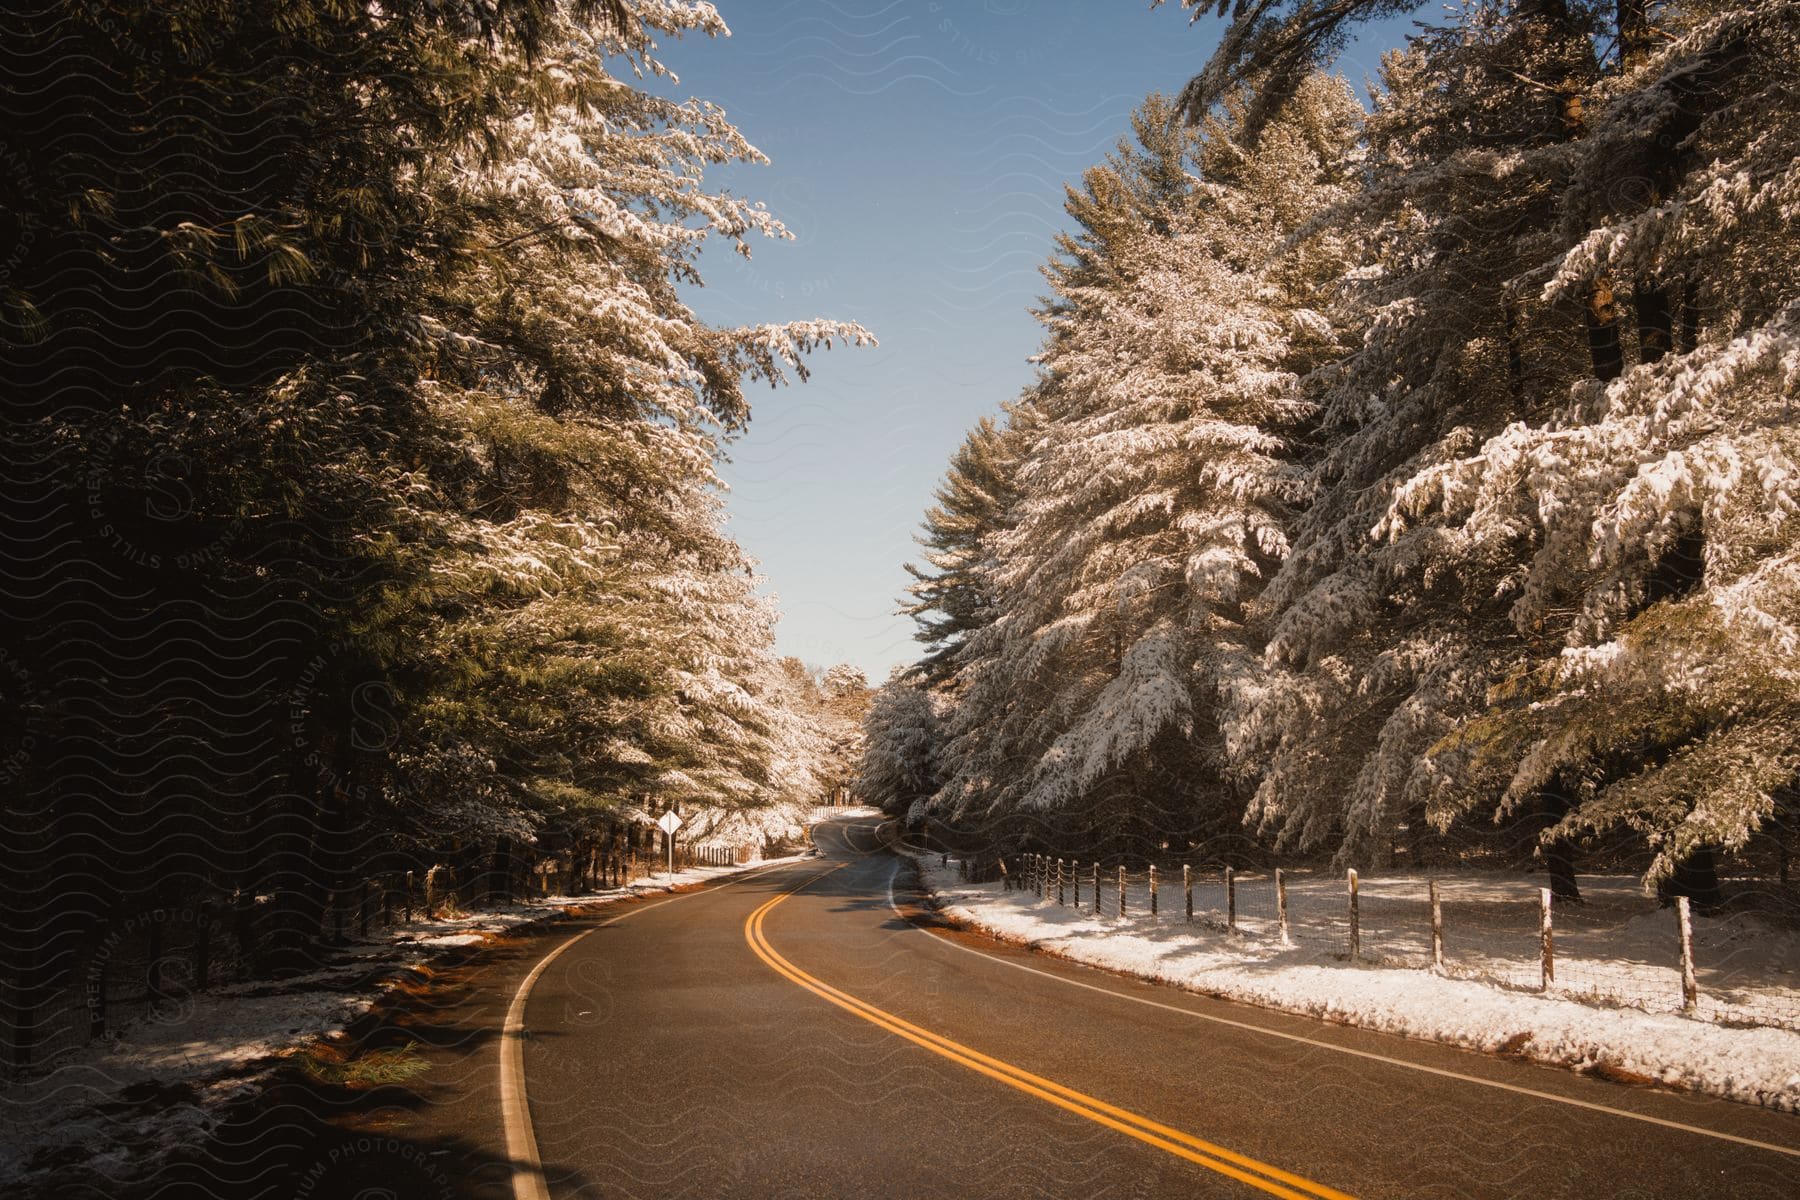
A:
[0, 850, 809, 1191]
[811, 804, 884, 821]
[910, 854, 1800, 1113]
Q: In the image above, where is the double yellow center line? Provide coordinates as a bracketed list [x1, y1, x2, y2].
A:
[744, 868, 1356, 1200]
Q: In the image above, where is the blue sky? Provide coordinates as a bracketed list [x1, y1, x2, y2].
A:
[657, 1, 1419, 679]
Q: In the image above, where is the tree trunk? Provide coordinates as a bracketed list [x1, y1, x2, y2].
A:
[494, 837, 514, 903]
[1585, 277, 1625, 382]
[1503, 294, 1527, 404]
[1636, 285, 1673, 363]
[1539, 789, 1583, 902]
[1557, 85, 1584, 137]
[262, 790, 324, 974]
[1678, 280, 1700, 353]
[319, 772, 354, 946]
[1658, 847, 1722, 912]
[1543, 838, 1582, 902]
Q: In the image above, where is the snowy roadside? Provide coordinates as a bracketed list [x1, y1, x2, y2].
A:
[810, 804, 885, 824]
[0, 850, 811, 1192]
[906, 853, 1800, 1113]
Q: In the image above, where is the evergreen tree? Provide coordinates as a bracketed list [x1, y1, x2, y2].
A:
[858, 675, 941, 820]
[928, 86, 1359, 852]
[1219, 2, 1605, 881]
[899, 0, 1796, 895]
[1, 0, 868, 1052]
[1388, 1, 1800, 894]
[903, 406, 1029, 688]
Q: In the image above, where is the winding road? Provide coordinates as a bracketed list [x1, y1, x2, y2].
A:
[495, 816, 1800, 1198]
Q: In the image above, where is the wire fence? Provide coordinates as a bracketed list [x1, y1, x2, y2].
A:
[948, 852, 1800, 1034]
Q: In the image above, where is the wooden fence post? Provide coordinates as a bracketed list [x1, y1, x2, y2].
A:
[1347, 868, 1360, 961]
[1276, 868, 1289, 945]
[1183, 864, 1193, 922]
[1678, 895, 1698, 1011]
[1073, 861, 1081, 908]
[1149, 865, 1158, 920]
[1225, 867, 1236, 934]
[1057, 860, 1065, 906]
[1092, 863, 1100, 915]
[1118, 866, 1127, 918]
[1430, 879, 1444, 971]
[1539, 887, 1554, 990]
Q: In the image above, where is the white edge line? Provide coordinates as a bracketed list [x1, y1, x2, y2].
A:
[502, 858, 813, 1200]
[877, 842, 1800, 1162]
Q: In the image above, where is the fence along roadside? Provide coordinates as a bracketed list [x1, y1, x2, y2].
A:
[961, 853, 1799, 1033]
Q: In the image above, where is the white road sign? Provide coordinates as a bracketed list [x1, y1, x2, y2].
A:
[657, 810, 682, 835]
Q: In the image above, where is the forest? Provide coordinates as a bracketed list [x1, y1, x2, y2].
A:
[864, 0, 1800, 902]
[0, 0, 870, 1070]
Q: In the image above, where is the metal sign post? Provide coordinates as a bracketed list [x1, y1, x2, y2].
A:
[657, 810, 682, 880]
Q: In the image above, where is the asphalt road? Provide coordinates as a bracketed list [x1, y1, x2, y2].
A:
[508, 817, 1800, 1199]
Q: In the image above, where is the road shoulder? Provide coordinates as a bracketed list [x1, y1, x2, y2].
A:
[900, 849, 1800, 1116]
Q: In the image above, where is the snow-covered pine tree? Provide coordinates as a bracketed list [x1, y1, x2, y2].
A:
[1384, 1, 1800, 896]
[903, 404, 1031, 688]
[1158, 0, 1426, 136]
[1201, 2, 1613, 885]
[3, 0, 872, 960]
[370, 2, 873, 856]
[929, 86, 1359, 853]
[858, 674, 942, 820]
